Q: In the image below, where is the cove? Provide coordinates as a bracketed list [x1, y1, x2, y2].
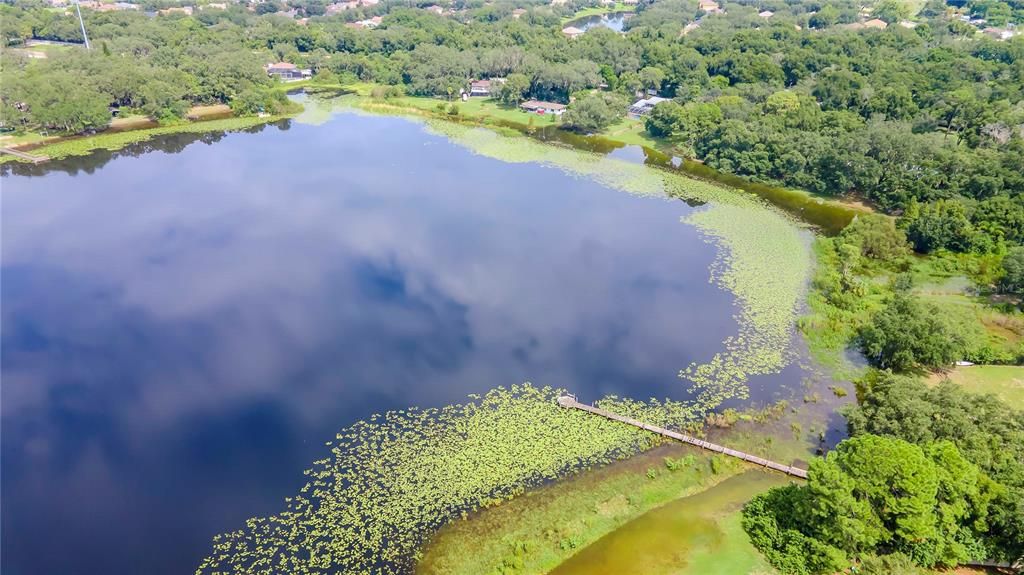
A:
[2, 110, 811, 575]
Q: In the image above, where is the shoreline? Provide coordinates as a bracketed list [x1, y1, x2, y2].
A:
[416, 399, 832, 575]
[3, 87, 868, 236]
[0, 111, 297, 166]
[354, 95, 869, 235]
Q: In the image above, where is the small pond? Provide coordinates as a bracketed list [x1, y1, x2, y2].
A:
[568, 11, 631, 32]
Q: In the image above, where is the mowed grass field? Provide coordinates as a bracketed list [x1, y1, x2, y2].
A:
[932, 365, 1024, 410]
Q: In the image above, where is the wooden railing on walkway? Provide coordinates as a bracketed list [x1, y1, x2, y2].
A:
[557, 395, 809, 479]
[1, 147, 48, 164]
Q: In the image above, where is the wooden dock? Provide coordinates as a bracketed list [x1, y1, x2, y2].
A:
[1, 147, 48, 164]
[557, 395, 809, 479]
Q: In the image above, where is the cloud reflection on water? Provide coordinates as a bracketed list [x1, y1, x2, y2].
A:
[2, 113, 753, 575]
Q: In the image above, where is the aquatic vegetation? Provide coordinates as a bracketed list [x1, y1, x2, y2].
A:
[420, 122, 812, 404]
[196, 385, 708, 575]
[681, 201, 811, 404]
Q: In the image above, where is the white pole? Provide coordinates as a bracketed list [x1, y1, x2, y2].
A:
[74, 0, 91, 50]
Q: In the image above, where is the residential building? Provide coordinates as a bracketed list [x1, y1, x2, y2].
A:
[758, 10, 773, 18]
[469, 79, 504, 97]
[521, 100, 566, 115]
[266, 62, 313, 81]
[628, 96, 668, 119]
[863, 18, 888, 29]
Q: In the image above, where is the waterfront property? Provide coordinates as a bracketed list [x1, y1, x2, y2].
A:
[266, 62, 312, 81]
[469, 79, 501, 97]
[628, 96, 669, 119]
[521, 99, 566, 115]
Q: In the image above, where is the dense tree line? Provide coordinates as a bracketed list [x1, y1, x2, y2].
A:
[743, 372, 1024, 574]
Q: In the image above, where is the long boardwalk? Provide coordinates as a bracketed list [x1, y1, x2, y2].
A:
[557, 395, 809, 479]
[1, 147, 48, 164]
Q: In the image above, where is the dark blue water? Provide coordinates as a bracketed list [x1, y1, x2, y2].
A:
[1, 112, 804, 575]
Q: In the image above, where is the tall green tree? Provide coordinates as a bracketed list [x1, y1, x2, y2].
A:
[858, 293, 962, 370]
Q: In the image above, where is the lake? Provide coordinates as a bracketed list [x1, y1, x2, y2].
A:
[1, 110, 811, 575]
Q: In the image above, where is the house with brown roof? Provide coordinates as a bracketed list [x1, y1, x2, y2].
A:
[864, 18, 888, 29]
[469, 79, 498, 97]
[266, 62, 312, 81]
[521, 100, 566, 115]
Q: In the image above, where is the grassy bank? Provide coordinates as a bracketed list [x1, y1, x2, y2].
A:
[547, 470, 789, 575]
[416, 445, 749, 575]
[417, 413, 815, 575]
[355, 92, 865, 234]
[0, 113, 293, 165]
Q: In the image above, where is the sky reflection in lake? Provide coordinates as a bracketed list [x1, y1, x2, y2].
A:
[1, 112, 803, 575]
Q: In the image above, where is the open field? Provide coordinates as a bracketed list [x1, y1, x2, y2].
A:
[929, 365, 1024, 409]
[387, 95, 561, 126]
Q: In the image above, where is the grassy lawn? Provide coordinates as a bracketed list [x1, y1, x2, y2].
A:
[0, 131, 54, 147]
[603, 117, 663, 148]
[930, 365, 1024, 409]
[389, 95, 561, 126]
[562, 3, 634, 23]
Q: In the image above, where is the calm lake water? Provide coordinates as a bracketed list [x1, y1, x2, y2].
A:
[2, 111, 810, 575]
